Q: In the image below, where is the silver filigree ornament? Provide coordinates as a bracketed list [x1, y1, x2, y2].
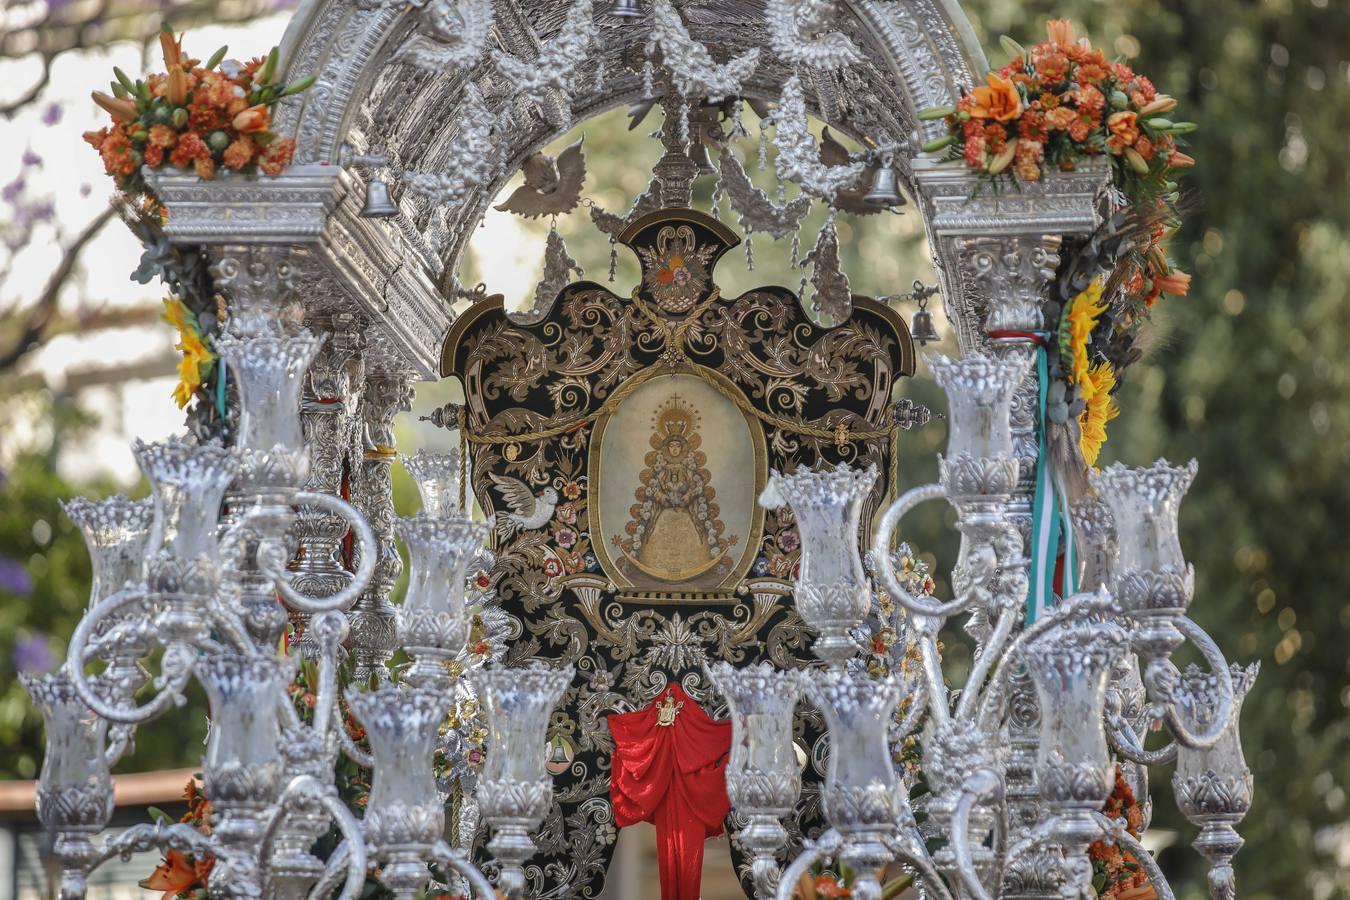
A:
[402, 84, 499, 208]
[646, 0, 761, 102]
[717, 149, 811, 240]
[511, 226, 584, 326]
[495, 0, 597, 129]
[393, 0, 494, 71]
[773, 75, 864, 202]
[802, 214, 852, 326]
[764, 0, 863, 69]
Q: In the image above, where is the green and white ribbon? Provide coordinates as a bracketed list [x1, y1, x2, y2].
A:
[1026, 343, 1077, 624]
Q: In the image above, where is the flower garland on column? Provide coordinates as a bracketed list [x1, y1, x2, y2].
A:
[922, 17, 1197, 474]
[84, 24, 315, 438]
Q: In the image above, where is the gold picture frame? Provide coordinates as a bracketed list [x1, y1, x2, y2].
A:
[587, 363, 768, 598]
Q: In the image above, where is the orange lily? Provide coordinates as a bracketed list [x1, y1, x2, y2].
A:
[1046, 18, 1076, 50]
[968, 72, 1023, 123]
[1155, 270, 1191, 296]
[160, 28, 185, 70]
[1139, 95, 1177, 115]
[231, 104, 270, 133]
[987, 140, 1019, 174]
[91, 91, 138, 123]
[1115, 887, 1160, 900]
[140, 849, 211, 900]
[166, 67, 189, 106]
[1169, 150, 1196, 168]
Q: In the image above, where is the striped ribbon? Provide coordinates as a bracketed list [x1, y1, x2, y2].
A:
[1026, 343, 1077, 624]
[216, 358, 228, 418]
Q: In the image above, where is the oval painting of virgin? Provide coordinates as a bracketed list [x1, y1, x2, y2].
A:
[589, 368, 766, 595]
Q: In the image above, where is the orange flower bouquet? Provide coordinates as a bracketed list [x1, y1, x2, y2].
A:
[84, 24, 314, 195]
[919, 19, 1195, 207]
[1088, 768, 1159, 899]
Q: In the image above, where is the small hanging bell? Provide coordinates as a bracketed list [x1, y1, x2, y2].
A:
[863, 163, 903, 208]
[360, 178, 399, 218]
[910, 301, 941, 346]
[688, 139, 714, 173]
[610, 0, 643, 18]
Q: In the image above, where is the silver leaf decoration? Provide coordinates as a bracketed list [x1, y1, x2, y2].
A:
[394, 0, 493, 71]
[496, 0, 596, 129]
[717, 150, 811, 240]
[512, 228, 583, 325]
[773, 75, 864, 201]
[764, 0, 862, 68]
[803, 216, 852, 325]
[647, 0, 761, 102]
[402, 84, 498, 207]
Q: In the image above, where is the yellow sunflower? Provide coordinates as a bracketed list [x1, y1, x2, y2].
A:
[163, 296, 215, 409]
[1064, 276, 1107, 399]
[1079, 361, 1120, 467]
[161, 295, 192, 333]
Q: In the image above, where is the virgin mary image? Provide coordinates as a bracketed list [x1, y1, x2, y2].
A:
[612, 395, 738, 583]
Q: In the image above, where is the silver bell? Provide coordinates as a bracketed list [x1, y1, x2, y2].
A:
[910, 304, 941, 346]
[610, 0, 643, 18]
[688, 140, 714, 173]
[863, 164, 903, 208]
[360, 178, 399, 218]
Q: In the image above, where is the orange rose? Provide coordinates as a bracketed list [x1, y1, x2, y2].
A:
[223, 137, 256, 170]
[149, 125, 178, 148]
[1068, 115, 1095, 143]
[1108, 110, 1139, 145]
[1073, 83, 1106, 112]
[231, 104, 270, 133]
[260, 137, 296, 176]
[1045, 106, 1075, 130]
[968, 72, 1023, 123]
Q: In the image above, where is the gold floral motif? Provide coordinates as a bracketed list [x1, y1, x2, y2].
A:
[636, 224, 717, 314]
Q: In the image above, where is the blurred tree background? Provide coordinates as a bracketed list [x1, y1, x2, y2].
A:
[1, 1, 1346, 899]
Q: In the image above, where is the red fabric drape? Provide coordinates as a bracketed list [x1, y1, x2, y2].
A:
[608, 684, 732, 900]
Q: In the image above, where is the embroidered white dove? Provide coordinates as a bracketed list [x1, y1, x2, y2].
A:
[489, 473, 559, 540]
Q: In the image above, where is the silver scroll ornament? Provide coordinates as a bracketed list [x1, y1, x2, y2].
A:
[764, 0, 863, 69]
[717, 149, 811, 240]
[393, 0, 494, 71]
[646, 0, 761, 102]
[494, 137, 587, 220]
[495, 0, 597, 129]
[773, 75, 864, 202]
